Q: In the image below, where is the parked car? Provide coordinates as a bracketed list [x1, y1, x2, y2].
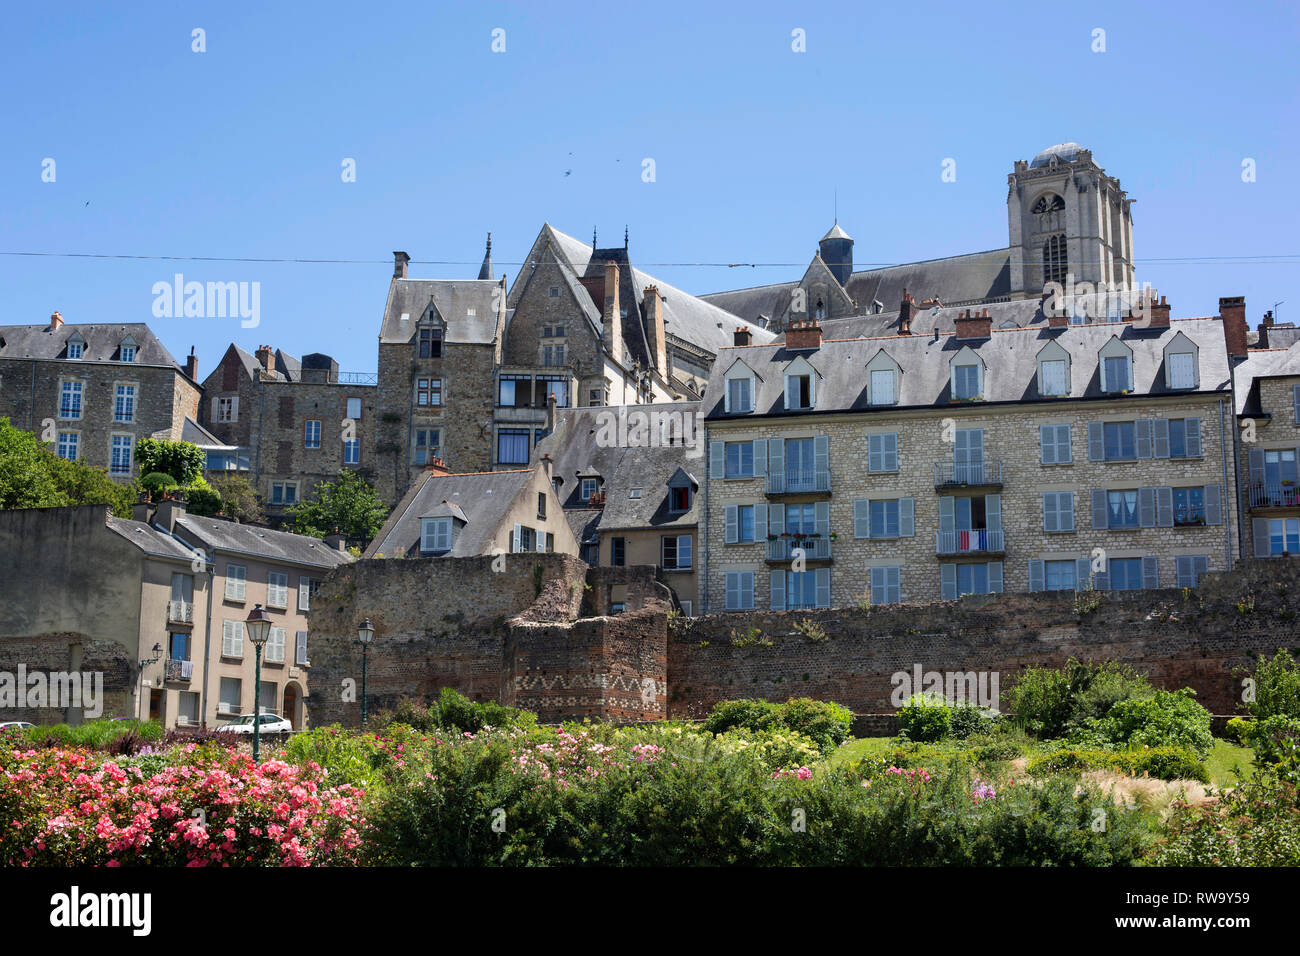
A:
[0, 721, 35, 730]
[215, 714, 292, 736]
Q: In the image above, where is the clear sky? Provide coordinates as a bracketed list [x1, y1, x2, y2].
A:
[3, 1, 1297, 375]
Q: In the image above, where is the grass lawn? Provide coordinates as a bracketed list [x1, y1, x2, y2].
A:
[1204, 738, 1254, 787]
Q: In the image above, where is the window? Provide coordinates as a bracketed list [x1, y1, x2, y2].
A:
[1173, 487, 1205, 526]
[418, 327, 442, 358]
[498, 376, 528, 407]
[1168, 352, 1196, 389]
[168, 631, 190, 662]
[343, 439, 360, 464]
[270, 482, 298, 505]
[668, 485, 691, 513]
[1044, 560, 1077, 591]
[225, 565, 247, 601]
[941, 562, 1003, 599]
[1040, 424, 1071, 464]
[304, 420, 321, 448]
[218, 676, 243, 714]
[110, 435, 133, 475]
[548, 287, 560, 297]
[346, 397, 362, 420]
[1040, 359, 1067, 396]
[1176, 556, 1210, 589]
[1107, 490, 1140, 528]
[725, 571, 755, 610]
[216, 396, 236, 422]
[1103, 422, 1136, 460]
[580, 477, 599, 502]
[662, 535, 692, 570]
[1043, 234, 1068, 286]
[784, 438, 817, 490]
[726, 377, 753, 413]
[953, 364, 980, 400]
[869, 566, 901, 605]
[785, 372, 813, 409]
[957, 564, 987, 595]
[725, 442, 754, 478]
[538, 376, 569, 407]
[1168, 419, 1200, 459]
[497, 428, 530, 465]
[610, 537, 625, 566]
[67, 341, 83, 360]
[1104, 355, 1131, 393]
[1270, 518, 1300, 555]
[867, 433, 898, 473]
[870, 500, 901, 539]
[588, 387, 605, 407]
[266, 627, 286, 663]
[870, 369, 895, 406]
[413, 429, 439, 465]
[296, 630, 310, 666]
[59, 380, 82, 419]
[421, 517, 453, 554]
[298, 577, 320, 610]
[1108, 557, 1144, 591]
[267, 572, 289, 609]
[537, 492, 546, 518]
[177, 692, 200, 725]
[1042, 492, 1075, 532]
[221, 620, 244, 658]
[542, 344, 565, 366]
[737, 504, 756, 542]
[513, 525, 537, 553]
[56, 432, 78, 460]
[416, 378, 442, 406]
[113, 385, 136, 422]
[120, 345, 136, 363]
[784, 570, 821, 609]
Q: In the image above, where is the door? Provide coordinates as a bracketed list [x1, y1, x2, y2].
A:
[283, 685, 299, 730]
[148, 689, 162, 722]
[954, 429, 984, 483]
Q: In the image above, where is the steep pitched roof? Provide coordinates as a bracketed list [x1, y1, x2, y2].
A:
[1233, 343, 1300, 415]
[0, 322, 184, 368]
[380, 278, 505, 345]
[174, 515, 353, 570]
[180, 417, 236, 450]
[106, 516, 203, 562]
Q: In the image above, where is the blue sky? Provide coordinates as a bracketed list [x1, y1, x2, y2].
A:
[3, 1, 1297, 375]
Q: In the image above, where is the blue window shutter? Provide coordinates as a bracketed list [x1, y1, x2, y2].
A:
[724, 505, 738, 544]
[1156, 487, 1174, 527]
[1094, 563, 1110, 591]
[709, 441, 724, 478]
[868, 435, 882, 473]
[887, 566, 901, 603]
[1194, 555, 1209, 583]
[1142, 556, 1159, 590]
[1042, 493, 1057, 532]
[986, 493, 1001, 533]
[939, 496, 955, 535]
[725, 572, 739, 610]
[1138, 487, 1156, 527]
[1185, 418, 1202, 458]
[1153, 418, 1171, 459]
[1028, 560, 1044, 592]
[754, 503, 767, 541]
[988, 561, 1003, 594]
[1091, 489, 1109, 530]
[1135, 419, 1153, 459]
[884, 433, 898, 472]
[769, 570, 786, 611]
[752, 439, 767, 476]
[768, 503, 784, 537]
[814, 500, 830, 538]
[1248, 448, 1265, 486]
[814, 435, 829, 477]
[768, 438, 784, 487]
[741, 571, 754, 610]
[1294, 384, 1300, 424]
[1075, 557, 1092, 591]
[853, 499, 870, 538]
[1062, 492, 1075, 532]
[1204, 484, 1222, 525]
[899, 498, 915, 537]
[1253, 518, 1270, 557]
[941, 563, 957, 600]
[1088, 421, 1105, 461]
[815, 568, 830, 608]
[1040, 425, 1055, 464]
[1175, 556, 1191, 588]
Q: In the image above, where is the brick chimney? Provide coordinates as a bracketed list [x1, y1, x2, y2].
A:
[733, 326, 752, 347]
[898, 290, 915, 335]
[155, 497, 186, 534]
[954, 308, 992, 341]
[786, 320, 823, 351]
[184, 346, 199, 381]
[323, 529, 348, 552]
[602, 261, 623, 364]
[393, 251, 410, 279]
[644, 284, 668, 374]
[425, 456, 450, 476]
[49, 311, 63, 331]
[255, 345, 274, 374]
[1146, 295, 1171, 329]
[1220, 296, 1248, 358]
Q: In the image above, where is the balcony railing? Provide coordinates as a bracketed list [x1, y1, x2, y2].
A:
[934, 460, 1002, 488]
[767, 469, 831, 495]
[936, 529, 1005, 555]
[165, 659, 194, 682]
[766, 536, 832, 561]
[167, 600, 194, 624]
[1249, 482, 1300, 509]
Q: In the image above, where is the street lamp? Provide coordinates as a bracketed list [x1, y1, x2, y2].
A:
[357, 619, 374, 725]
[136, 643, 162, 721]
[244, 604, 272, 763]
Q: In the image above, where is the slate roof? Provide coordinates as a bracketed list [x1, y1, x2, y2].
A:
[106, 516, 204, 562]
[1233, 343, 1300, 416]
[0, 322, 183, 368]
[630, 268, 774, 355]
[379, 279, 504, 345]
[223, 344, 302, 383]
[180, 417, 235, 450]
[365, 469, 539, 558]
[705, 317, 1233, 421]
[174, 515, 353, 570]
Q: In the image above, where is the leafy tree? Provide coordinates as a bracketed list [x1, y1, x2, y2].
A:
[133, 438, 205, 489]
[207, 472, 263, 524]
[0, 417, 135, 516]
[287, 470, 387, 544]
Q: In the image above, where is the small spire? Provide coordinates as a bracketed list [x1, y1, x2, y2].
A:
[624, 225, 629, 250]
[592, 226, 597, 251]
[477, 232, 493, 280]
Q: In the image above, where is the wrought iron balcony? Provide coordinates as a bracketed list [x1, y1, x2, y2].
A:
[766, 536, 832, 562]
[935, 529, 1005, 556]
[165, 659, 194, 682]
[1248, 482, 1300, 509]
[766, 469, 831, 495]
[933, 460, 1003, 489]
[167, 600, 194, 624]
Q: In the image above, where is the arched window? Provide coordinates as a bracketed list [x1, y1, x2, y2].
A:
[1032, 193, 1066, 214]
[1043, 234, 1068, 285]
[814, 299, 825, 320]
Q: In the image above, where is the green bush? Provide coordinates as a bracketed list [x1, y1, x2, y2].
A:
[1242, 715, 1300, 778]
[700, 697, 850, 756]
[897, 694, 952, 742]
[1226, 716, 1255, 745]
[23, 719, 163, 751]
[701, 699, 783, 736]
[185, 485, 223, 517]
[1153, 771, 1300, 865]
[1026, 745, 1207, 782]
[948, 703, 988, 740]
[283, 725, 385, 790]
[1005, 659, 1153, 739]
[1248, 649, 1300, 720]
[1086, 689, 1214, 758]
[1132, 747, 1209, 783]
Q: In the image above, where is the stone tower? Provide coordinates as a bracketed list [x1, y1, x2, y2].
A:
[818, 221, 854, 286]
[1007, 143, 1135, 298]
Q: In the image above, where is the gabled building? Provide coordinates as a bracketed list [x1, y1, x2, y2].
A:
[0, 312, 202, 479]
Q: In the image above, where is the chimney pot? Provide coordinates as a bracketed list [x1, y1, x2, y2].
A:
[49, 311, 63, 331]
[733, 326, 753, 347]
[393, 251, 410, 279]
[426, 456, 450, 476]
[184, 346, 199, 381]
[785, 319, 823, 351]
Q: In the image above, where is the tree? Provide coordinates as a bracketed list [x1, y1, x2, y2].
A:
[207, 473, 263, 524]
[0, 417, 135, 516]
[133, 438, 205, 489]
[287, 470, 388, 544]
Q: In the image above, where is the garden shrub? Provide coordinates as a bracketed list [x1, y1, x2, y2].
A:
[1132, 746, 1209, 783]
[1085, 689, 1214, 757]
[1242, 715, 1300, 779]
[1005, 659, 1152, 739]
[1027, 745, 1206, 782]
[23, 719, 163, 752]
[1247, 649, 1300, 720]
[701, 699, 783, 737]
[700, 697, 850, 756]
[717, 727, 820, 772]
[1225, 716, 1255, 745]
[897, 694, 952, 742]
[1153, 770, 1300, 865]
[948, 703, 988, 740]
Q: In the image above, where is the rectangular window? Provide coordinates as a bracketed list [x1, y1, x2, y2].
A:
[421, 517, 453, 554]
[267, 572, 289, 609]
[221, 620, 244, 658]
[610, 537, 625, 567]
[1109, 557, 1144, 590]
[1040, 424, 1071, 464]
[956, 563, 989, 596]
[1107, 490, 1140, 528]
[497, 428, 530, 465]
[580, 477, 598, 501]
[218, 676, 242, 714]
[343, 439, 360, 464]
[1044, 560, 1077, 591]
[588, 387, 605, 407]
[114, 385, 136, 423]
[418, 328, 442, 358]
[67, 341, 83, 360]
[296, 630, 310, 666]
[110, 435, 133, 475]
[304, 420, 321, 448]
[1042, 491, 1075, 532]
[1270, 518, 1300, 555]
[177, 692, 200, 725]
[727, 378, 752, 413]
[298, 577, 319, 610]
[737, 504, 755, 542]
[346, 397, 362, 420]
[870, 499, 900, 539]
[266, 626, 286, 663]
[1105, 356, 1131, 392]
[662, 535, 692, 570]
[538, 376, 569, 407]
[1103, 422, 1136, 461]
[786, 374, 813, 409]
[413, 428, 439, 465]
[1173, 487, 1205, 526]
[56, 432, 78, 460]
[270, 482, 298, 505]
[121, 346, 136, 364]
[724, 442, 754, 478]
[1176, 555, 1210, 588]
[725, 571, 755, 611]
[498, 376, 528, 407]
[1168, 352, 1195, 389]
[225, 564, 247, 601]
[1040, 359, 1067, 396]
[867, 433, 898, 473]
[59, 380, 83, 419]
[954, 364, 980, 399]
[870, 369, 895, 405]
[1168, 419, 1200, 459]
[416, 378, 442, 406]
[217, 396, 236, 422]
[869, 566, 901, 605]
[668, 485, 691, 513]
[784, 438, 817, 491]
[785, 570, 820, 609]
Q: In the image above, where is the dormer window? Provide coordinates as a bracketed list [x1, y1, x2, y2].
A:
[118, 336, 137, 362]
[723, 360, 758, 414]
[783, 356, 818, 411]
[1036, 339, 1071, 397]
[420, 517, 453, 555]
[953, 364, 980, 400]
[418, 327, 443, 358]
[1164, 332, 1199, 390]
[66, 337, 84, 360]
[669, 485, 691, 513]
[580, 477, 599, 502]
[813, 299, 825, 321]
[1099, 337, 1134, 393]
[870, 370, 894, 405]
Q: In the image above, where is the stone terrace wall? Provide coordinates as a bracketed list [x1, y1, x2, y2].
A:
[667, 558, 1300, 720]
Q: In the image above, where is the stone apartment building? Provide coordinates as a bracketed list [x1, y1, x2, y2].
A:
[0, 312, 202, 479]
[700, 300, 1239, 613]
[0, 501, 350, 729]
[199, 343, 379, 519]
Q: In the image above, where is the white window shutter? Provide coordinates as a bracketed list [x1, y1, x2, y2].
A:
[512, 524, 522, 553]
[814, 435, 829, 477]
[298, 578, 311, 610]
[296, 630, 309, 665]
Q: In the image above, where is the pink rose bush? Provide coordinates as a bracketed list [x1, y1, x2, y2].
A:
[1, 743, 364, 866]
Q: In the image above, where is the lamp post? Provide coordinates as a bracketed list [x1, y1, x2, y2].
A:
[136, 643, 162, 721]
[357, 619, 374, 725]
[244, 604, 272, 763]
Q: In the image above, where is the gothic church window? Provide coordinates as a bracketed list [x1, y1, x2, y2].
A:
[1032, 193, 1065, 214]
[1043, 234, 1068, 285]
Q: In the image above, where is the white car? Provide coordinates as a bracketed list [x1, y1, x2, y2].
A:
[0, 721, 35, 730]
[215, 714, 292, 735]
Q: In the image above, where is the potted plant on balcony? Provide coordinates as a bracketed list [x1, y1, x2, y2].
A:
[766, 534, 778, 541]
